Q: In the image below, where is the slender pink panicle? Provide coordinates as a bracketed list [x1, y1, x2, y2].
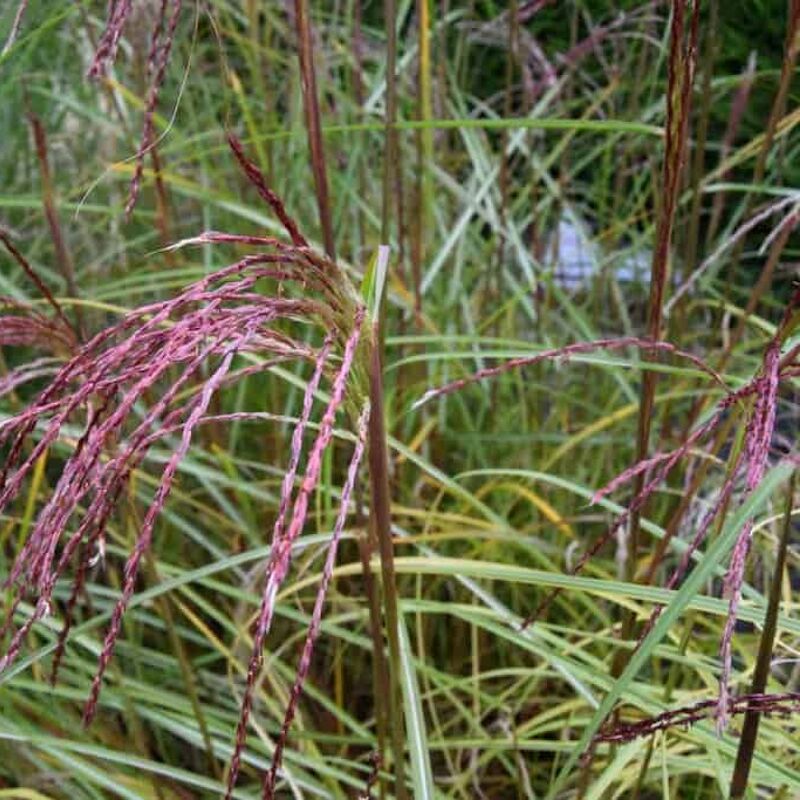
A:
[0, 292, 315, 679]
[165, 235, 343, 304]
[596, 692, 800, 745]
[275, 335, 335, 542]
[84, 0, 183, 216]
[87, 0, 135, 79]
[590, 409, 727, 506]
[5, 298, 269, 588]
[125, 0, 182, 217]
[0, 270, 315, 518]
[0, 240, 334, 686]
[414, 336, 727, 409]
[82, 331, 248, 724]
[263, 401, 371, 798]
[224, 307, 365, 800]
[227, 134, 310, 248]
[221, 336, 333, 794]
[716, 339, 781, 730]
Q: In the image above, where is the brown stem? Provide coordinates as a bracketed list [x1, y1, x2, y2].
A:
[681, 0, 717, 286]
[293, 0, 336, 260]
[730, 472, 797, 798]
[381, 0, 399, 248]
[352, 0, 367, 258]
[367, 327, 408, 800]
[622, 0, 699, 623]
[412, 0, 433, 321]
[150, 146, 175, 255]
[28, 112, 84, 337]
[355, 480, 391, 799]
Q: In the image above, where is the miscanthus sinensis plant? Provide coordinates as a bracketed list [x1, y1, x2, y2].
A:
[3, 0, 800, 796]
[0, 133, 384, 798]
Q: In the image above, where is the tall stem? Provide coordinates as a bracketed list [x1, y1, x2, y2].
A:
[380, 0, 407, 319]
[367, 327, 408, 800]
[28, 112, 84, 338]
[412, 0, 432, 320]
[622, 0, 699, 604]
[681, 0, 717, 287]
[381, 0, 399, 247]
[730, 472, 797, 798]
[293, 0, 336, 260]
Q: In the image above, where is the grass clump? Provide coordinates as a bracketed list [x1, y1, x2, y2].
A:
[0, 1, 798, 798]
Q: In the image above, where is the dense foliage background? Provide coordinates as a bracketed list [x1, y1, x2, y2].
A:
[0, 1, 798, 798]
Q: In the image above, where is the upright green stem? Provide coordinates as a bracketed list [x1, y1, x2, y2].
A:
[367, 327, 408, 800]
[412, 0, 433, 319]
[356, 509, 391, 798]
[354, 440, 391, 798]
[730, 472, 797, 799]
[350, 6, 392, 789]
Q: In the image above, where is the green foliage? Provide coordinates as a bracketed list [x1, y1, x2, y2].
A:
[0, 1, 798, 798]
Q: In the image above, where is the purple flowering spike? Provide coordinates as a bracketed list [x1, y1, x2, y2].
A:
[263, 401, 370, 798]
[226, 135, 310, 249]
[82, 329, 251, 724]
[87, 0, 135, 79]
[596, 692, 800, 745]
[224, 307, 365, 800]
[414, 337, 727, 409]
[125, 0, 182, 217]
[717, 340, 781, 730]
